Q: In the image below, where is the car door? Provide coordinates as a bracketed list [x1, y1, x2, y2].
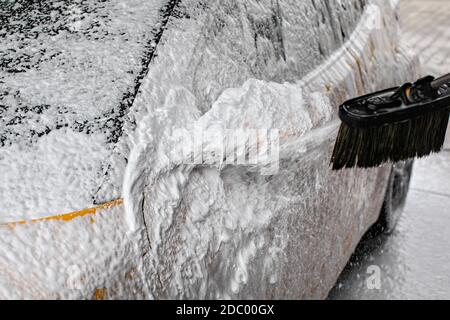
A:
[128, 0, 419, 298]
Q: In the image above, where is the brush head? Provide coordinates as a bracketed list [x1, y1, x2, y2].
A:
[331, 80, 450, 170]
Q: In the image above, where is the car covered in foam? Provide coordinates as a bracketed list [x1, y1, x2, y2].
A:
[0, 0, 418, 299]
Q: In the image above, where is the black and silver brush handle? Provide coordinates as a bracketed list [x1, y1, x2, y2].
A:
[370, 73, 450, 107]
[400, 73, 450, 104]
[430, 72, 450, 89]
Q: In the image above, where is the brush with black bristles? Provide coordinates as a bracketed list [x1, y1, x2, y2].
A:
[331, 73, 450, 170]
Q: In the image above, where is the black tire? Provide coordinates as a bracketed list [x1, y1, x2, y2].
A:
[371, 159, 414, 235]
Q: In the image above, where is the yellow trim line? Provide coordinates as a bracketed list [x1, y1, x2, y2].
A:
[1, 198, 123, 228]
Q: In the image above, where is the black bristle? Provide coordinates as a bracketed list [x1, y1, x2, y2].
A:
[331, 109, 450, 170]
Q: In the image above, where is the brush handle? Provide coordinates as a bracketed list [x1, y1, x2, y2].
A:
[431, 73, 450, 89]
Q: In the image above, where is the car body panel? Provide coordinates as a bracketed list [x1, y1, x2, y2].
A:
[0, 0, 420, 299]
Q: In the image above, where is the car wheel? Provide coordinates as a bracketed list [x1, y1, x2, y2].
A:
[371, 159, 414, 235]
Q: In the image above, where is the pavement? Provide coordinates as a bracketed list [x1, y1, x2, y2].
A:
[328, 0, 450, 299]
[399, 0, 450, 76]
